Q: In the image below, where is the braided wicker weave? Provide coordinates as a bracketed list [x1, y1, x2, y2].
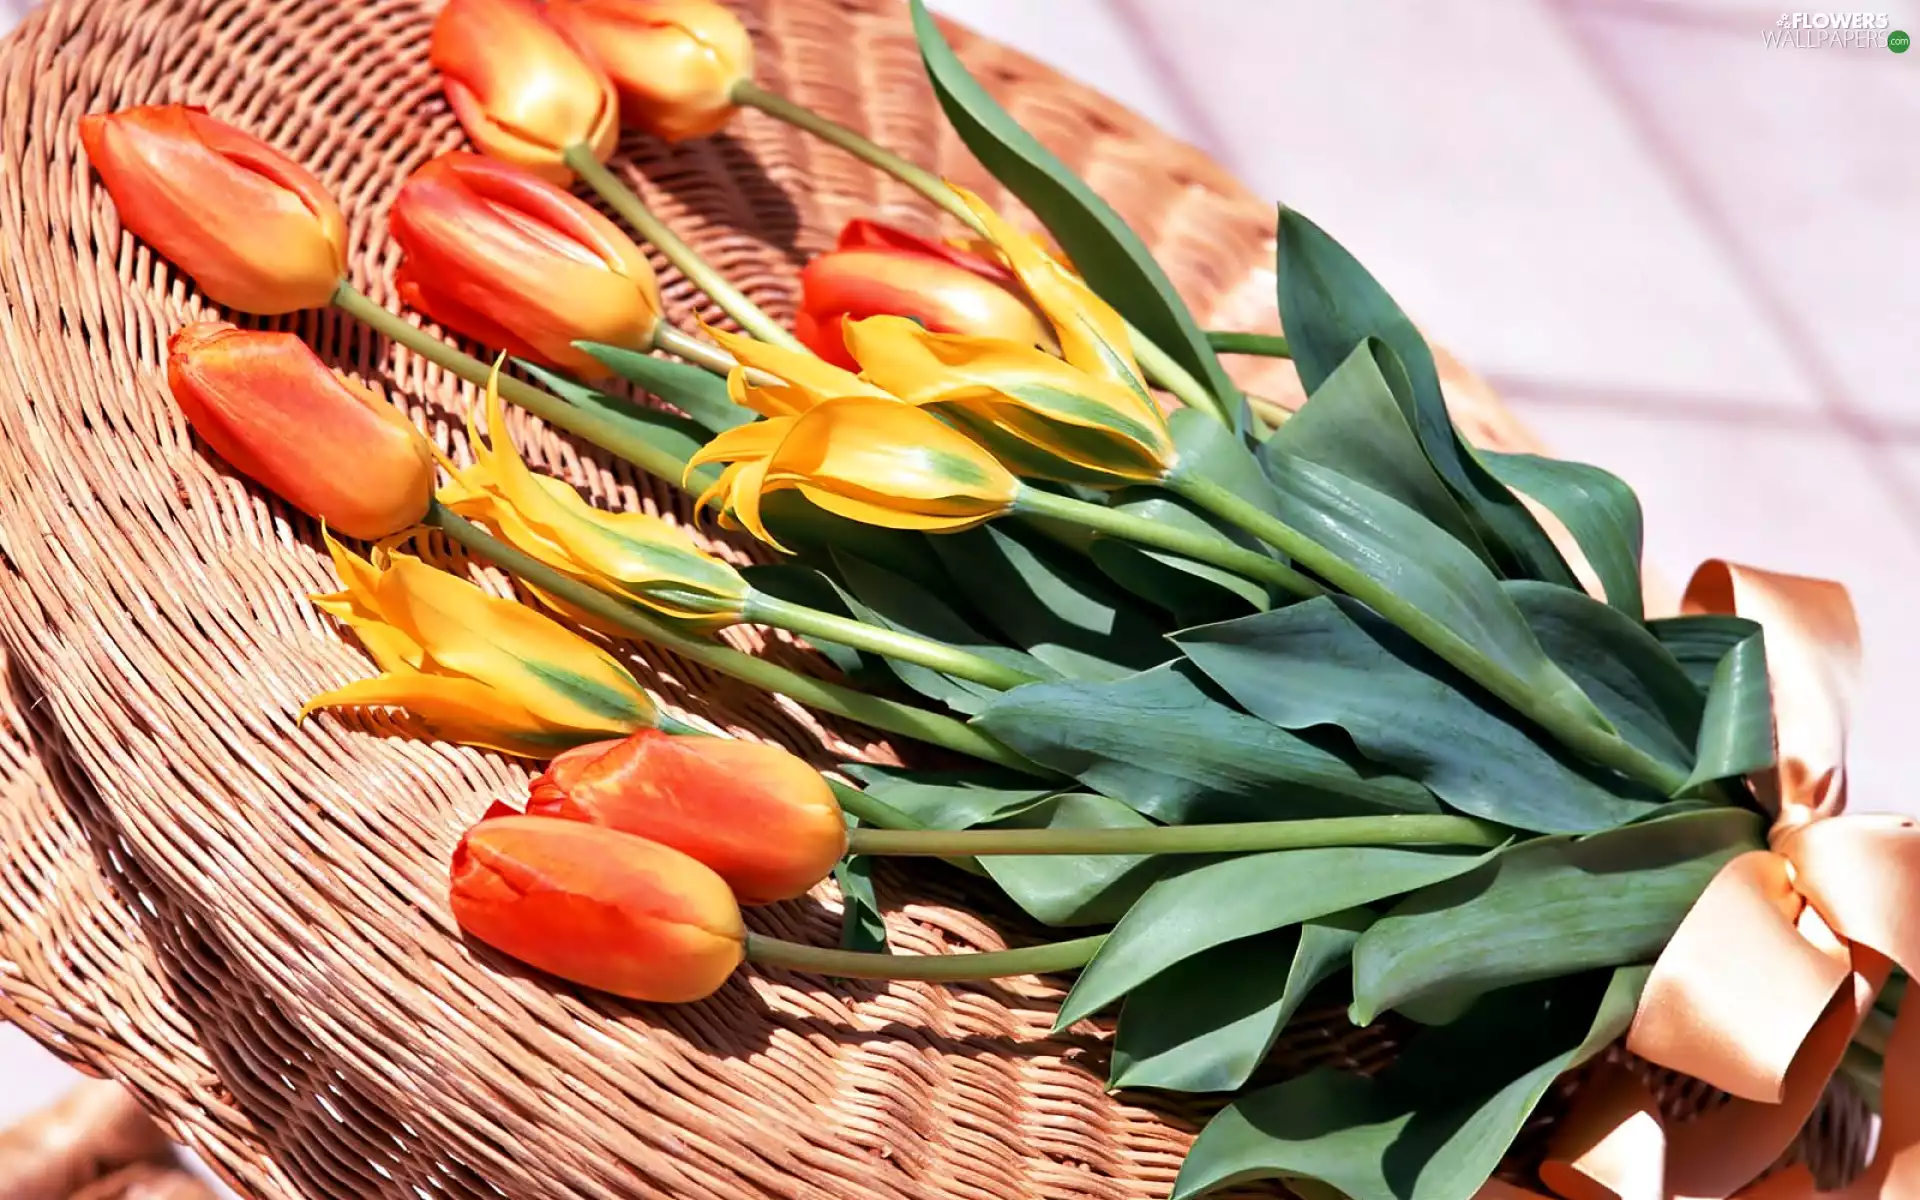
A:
[0, 1, 1864, 1197]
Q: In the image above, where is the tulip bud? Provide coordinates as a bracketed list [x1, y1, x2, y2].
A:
[390, 153, 662, 377]
[796, 220, 1049, 370]
[527, 729, 845, 904]
[686, 396, 1020, 546]
[451, 814, 746, 1001]
[430, 0, 620, 182]
[547, 0, 754, 143]
[166, 324, 435, 539]
[79, 105, 346, 314]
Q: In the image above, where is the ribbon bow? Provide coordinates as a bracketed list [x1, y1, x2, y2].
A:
[1497, 561, 1920, 1200]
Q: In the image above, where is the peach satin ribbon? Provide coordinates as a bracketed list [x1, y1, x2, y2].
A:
[1491, 560, 1920, 1200]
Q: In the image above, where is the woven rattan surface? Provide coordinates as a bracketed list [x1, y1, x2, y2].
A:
[0, 1, 1860, 1197]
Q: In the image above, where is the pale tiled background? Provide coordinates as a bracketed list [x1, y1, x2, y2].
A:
[2, 0, 1914, 1193]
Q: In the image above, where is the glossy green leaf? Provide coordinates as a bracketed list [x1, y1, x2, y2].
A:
[1177, 598, 1664, 833]
[1255, 457, 1605, 732]
[834, 839, 890, 954]
[1274, 207, 1574, 587]
[972, 661, 1439, 824]
[828, 550, 1054, 715]
[1349, 808, 1761, 1023]
[1649, 614, 1763, 693]
[1054, 845, 1489, 1030]
[979, 792, 1167, 927]
[1086, 491, 1270, 624]
[1683, 634, 1774, 790]
[576, 341, 757, 434]
[1111, 910, 1369, 1093]
[1261, 339, 1487, 562]
[756, 490, 948, 583]
[909, 0, 1243, 431]
[844, 764, 1055, 829]
[1483, 452, 1645, 620]
[932, 522, 1172, 680]
[1173, 969, 1645, 1200]
[517, 359, 720, 492]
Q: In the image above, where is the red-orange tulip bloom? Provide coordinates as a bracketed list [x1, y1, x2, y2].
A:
[528, 729, 846, 904]
[430, 0, 620, 182]
[79, 105, 347, 314]
[547, 0, 754, 143]
[795, 220, 1049, 370]
[390, 153, 663, 377]
[451, 815, 746, 1002]
[167, 323, 435, 539]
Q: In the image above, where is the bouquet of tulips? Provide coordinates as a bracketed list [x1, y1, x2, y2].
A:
[75, 1, 1920, 1198]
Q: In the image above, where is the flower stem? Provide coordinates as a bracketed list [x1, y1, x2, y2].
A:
[1011, 486, 1324, 602]
[744, 931, 1105, 981]
[846, 814, 1507, 857]
[564, 144, 804, 352]
[427, 503, 1046, 775]
[728, 80, 1236, 427]
[1208, 331, 1292, 358]
[651, 323, 741, 376]
[742, 590, 1040, 691]
[333, 281, 698, 486]
[1167, 470, 1690, 795]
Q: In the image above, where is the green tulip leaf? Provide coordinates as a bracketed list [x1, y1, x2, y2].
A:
[833, 840, 890, 955]
[1682, 633, 1774, 790]
[1648, 614, 1763, 693]
[1111, 909, 1370, 1093]
[1483, 452, 1645, 620]
[517, 359, 720, 492]
[738, 564, 874, 680]
[1349, 808, 1761, 1024]
[1274, 207, 1574, 587]
[1086, 492, 1271, 624]
[1176, 598, 1664, 833]
[910, 0, 1243, 432]
[575, 341, 757, 434]
[978, 792, 1169, 927]
[1173, 969, 1646, 1200]
[972, 661, 1440, 824]
[844, 764, 1056, 829]
[755, 490, 949, 584]
[1054, 844, 1490, 1030]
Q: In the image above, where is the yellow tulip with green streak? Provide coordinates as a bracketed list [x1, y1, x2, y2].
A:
[705, 322, 891, 417]
[843, 187, 1176, 487]
[303, 534, 656, 757]
[441, 373, 748, 626]
[686, 396, 1018, 548]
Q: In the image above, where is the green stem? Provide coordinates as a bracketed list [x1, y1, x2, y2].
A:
[1208, 331, 1292, 358]
[848, 814, 1506, 857]
[743, 590, 1039, 691]
[744, 931, 1104, 981]
[426, 503, 1044, 775]
[1168, 471, 1689, 795]
[564, 144, 804, 352]
[334, 282, 695, 484]
[729, 80, 1236, 427]
[651, 323, 740, 376]
[1012, 486, 1324, 602]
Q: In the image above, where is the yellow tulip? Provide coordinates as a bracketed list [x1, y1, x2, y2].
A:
[686, 397, 1018, 546]
[844, 314, 1176, 486]
[304, 535, 657, 757]
[442, 374, 748, 626]
[702, 323, 892, 418]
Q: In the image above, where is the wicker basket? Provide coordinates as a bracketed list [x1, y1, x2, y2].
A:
[0, 1, 1865, 1197]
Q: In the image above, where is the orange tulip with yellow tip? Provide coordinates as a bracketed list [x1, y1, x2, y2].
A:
[165, 323, 435, 540]
[450, 814, 746, 1002]
[430, 0, 619, 182]
[441, 370, 748, 625]
[686, 396, 1020, 547]
[390, 153, 663, 377]
[845, 188, 1177, 488]
[79, 105, 347, 313]
[546, 0, 754, 142]
[527, 729, 846, 904]
[303, 536, 658, 757]
[795, 219, 1049, 370]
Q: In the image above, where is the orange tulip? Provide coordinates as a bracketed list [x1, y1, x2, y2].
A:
[795, 220, 1048, 369]
[527, 729, 846, 904]
[78, 105, 347, 314]
[166, 323, 435, 539]
[450, 814, 746, 1002]
[546, 0, 754, 143]
[390, 153, 663, 376]
[430, 0, 620, 182]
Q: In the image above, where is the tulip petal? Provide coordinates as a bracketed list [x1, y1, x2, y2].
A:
[701, 322, 893, 417]
[303, 670, 615, 758]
